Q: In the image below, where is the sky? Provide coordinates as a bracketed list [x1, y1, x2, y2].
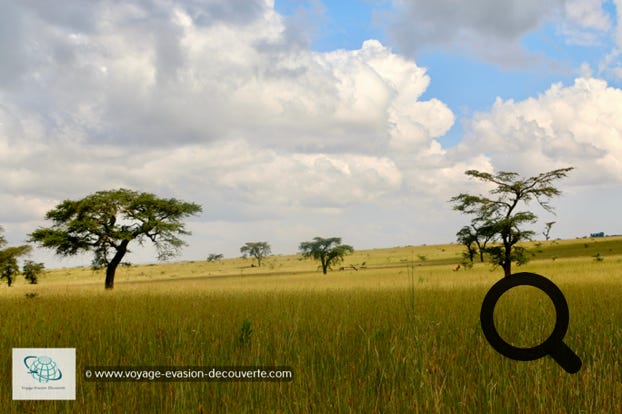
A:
[1, 0, 621, 268]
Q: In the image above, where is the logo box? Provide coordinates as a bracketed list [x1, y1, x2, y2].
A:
[12, 348, 76, 400]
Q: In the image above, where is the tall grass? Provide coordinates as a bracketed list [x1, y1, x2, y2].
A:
[2, 239, 621, 412]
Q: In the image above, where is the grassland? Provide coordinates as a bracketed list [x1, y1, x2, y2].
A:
[2, 237, 622, 413]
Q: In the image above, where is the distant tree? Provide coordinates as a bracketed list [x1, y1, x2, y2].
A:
[543, 221, 556, 241]
[240, 242, 271, 267]
[456, 226, 478, 264]
[22, 260, 45, 284]
[207, 253, 224, 262]
[0, 226, 32, 287]
[299, 237, 353, 274]
[456, 219, 496, 264]
[29, 189, 202, 289]
[450, 168, 573, 277]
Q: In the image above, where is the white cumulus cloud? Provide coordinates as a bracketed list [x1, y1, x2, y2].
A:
[0, 0, 464, 261]
[455, 77, 622, 186]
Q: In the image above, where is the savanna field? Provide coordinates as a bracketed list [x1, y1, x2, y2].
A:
[2, 237, 622, 413]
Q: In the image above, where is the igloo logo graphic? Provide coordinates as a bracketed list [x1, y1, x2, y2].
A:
[24, 355, 63, 383]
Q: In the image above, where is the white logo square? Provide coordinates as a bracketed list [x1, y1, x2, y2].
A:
[12, 348, 76, 400]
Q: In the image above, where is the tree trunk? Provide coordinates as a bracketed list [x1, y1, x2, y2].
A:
[502, 241, 512, 277]
[478, 239, 486, 263]
[321, 256, 328, 274]
[502, 261, 512, 277]
[105, 240, 130, 289]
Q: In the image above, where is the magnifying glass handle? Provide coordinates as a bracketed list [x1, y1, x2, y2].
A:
[550, 342, 582, 374]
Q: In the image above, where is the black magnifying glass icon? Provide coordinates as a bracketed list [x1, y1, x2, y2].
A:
[480, 272, 582, 373]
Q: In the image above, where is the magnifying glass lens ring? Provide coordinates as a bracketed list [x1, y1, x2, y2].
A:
[480, 272, 570, 361]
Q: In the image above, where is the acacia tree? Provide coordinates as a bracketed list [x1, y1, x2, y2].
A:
[456, 226, 478, 264]
[23, 260, 45, 284]
[29, 189, 202, 289]
[543, 221, 556, 241]
[0, 226, 32, 286]
[299, 237, 353, 274]
[240, 242, 271, 267]
[456, 219, 496, 264]
[207, 253, 224, 262]
[0, 247, 32, 287]
[450, 168, 573, 277]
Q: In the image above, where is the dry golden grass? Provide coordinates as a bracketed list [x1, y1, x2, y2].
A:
[2, 237, 621, 412]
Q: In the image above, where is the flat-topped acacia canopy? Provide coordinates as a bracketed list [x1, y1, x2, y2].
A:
[29, 188, 202, 289]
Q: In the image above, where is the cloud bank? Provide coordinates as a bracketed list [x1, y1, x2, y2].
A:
[0, 0, 620, 263]
[384, 0, 612, 64]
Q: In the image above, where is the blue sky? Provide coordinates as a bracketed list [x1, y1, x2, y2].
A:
[276, 0, 622, 146]
[1, 0, 621, 266]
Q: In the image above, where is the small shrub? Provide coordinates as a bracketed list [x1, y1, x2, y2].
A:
[238, 318, 252, 346]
